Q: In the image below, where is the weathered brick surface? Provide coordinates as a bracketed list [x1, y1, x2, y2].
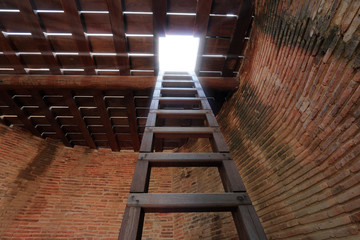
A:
[2, 0, 360, 239]
[214, 0, 360, 239]
[171, 0, 360, 239]
[0, 124, 176, 239]
[171, 141, 239, 239]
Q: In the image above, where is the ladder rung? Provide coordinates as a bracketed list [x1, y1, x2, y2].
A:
[150, 126, 215, 134]
[151, 109, 210, 115]
[156, 97, 206, 100]
[162, 81, 195, 88]
[161, 80, 194, 82]
[163, 75, 192, 80]
[139, 152, 231, 161]
[127, 193, 251, 212]
[138, 152, 231, 167]
[159, 88, 198, 91]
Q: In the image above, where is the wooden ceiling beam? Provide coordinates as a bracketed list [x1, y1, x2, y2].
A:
[61, 90, 96, 149]
[152, 0, 167, 76]
[0, 75, 238, 90]
[60, 0, 96, 75]
[0, 90, 40, 136]
[93, 91, 120, 151]
[125, 91, 140, 151]
[106, 0, 130, 75]
[0, 33, 26, 74]
[16, 0, 61, 75]
[194, 0, 213, 75]
[30, 90, 71, 146]
[222, 0, 253, 77]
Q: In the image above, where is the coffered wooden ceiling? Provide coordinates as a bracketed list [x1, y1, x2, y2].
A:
[0, 0, 252, 151]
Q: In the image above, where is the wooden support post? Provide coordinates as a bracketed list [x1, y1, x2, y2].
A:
[118, 207, 144, 240]
[0, 33, 26, 74]
[93, 91, 120, 151]
[219, 160, 246, 192]
[106, 0, 130, 75]
[194, 0, 213, 74]
[119, 71, 266, 240]
[62, 91, 96, 149]
[125, 92, 140, 151]
[130, 160, 151, 193]
[232, 205, 267, 240]
[16, 0, 61, 75]
[30, 90, 71, 147]
[0, 90, 40, 136]
[60, 0, 96, 75]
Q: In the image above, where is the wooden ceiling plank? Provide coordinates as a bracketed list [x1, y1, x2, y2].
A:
[152, 0, 167, 76]
[15, 0, 61, 75]
[0, 33, 26, 74]
[194, 0, 213, 74]
[106, 0, 130, 75]
[0, 75, 238, 90]
[93, 91, 120, 151]
[30, 90, 71, 146]
[222, 0, 253, 77]
[125, 91, 140, 151]
[60, 0, 96, 75]
[61, 90, 96, 148]
[0, 90, 40, 136]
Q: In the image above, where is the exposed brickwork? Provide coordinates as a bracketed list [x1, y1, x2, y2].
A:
[171, 139, 239, 239]
[215, 0, 360, 239]
[2, 0, 360, 239]
[0, 124, 176, 239]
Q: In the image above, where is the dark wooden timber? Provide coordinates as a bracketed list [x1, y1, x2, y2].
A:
[16, 0, 61, 75]
[118, 207, 144, 240]
[0, 76, 238, 91]
[219, 160, 246, 192]
[152, 0, 167, 76]
[222, 0, 253, 77]
[125, 91, 140, 151]
[93, 91, 119, 151]
[127, 193, 251, 212]
[194, 0, 213, 74]
[30, 90, 71, 146]
[119, 72, 266, 239]
[60, 0, 96, 75]
[61, 91, 96, 148]
[0, 33, 26, 74]
[106, 0, 130, 75]
[0, 90, 40, 136]
[139, 152, 231, 167]
[232, 205, 268, 240]
[130, 160, 150, 193]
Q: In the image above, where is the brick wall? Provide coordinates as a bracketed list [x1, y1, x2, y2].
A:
[1, 0, 360, 239]
[0, 124, 176, 239]
[171, 0, 360, 239]
[215, 0, 360, 239]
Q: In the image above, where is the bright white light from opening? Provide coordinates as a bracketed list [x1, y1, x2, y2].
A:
[159, 35, 199, 72]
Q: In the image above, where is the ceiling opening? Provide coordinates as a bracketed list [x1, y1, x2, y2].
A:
[159, 35, 199, 72]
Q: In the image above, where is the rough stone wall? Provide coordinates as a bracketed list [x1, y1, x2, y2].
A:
[216, 0, 360, 239]
[0, 124, 174, 239]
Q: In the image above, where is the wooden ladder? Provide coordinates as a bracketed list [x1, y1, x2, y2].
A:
[119, 71, 267, 239]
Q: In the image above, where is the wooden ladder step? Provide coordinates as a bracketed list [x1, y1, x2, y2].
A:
[139, 152, 231, 160]
[161, 80, 195, 88]
[159, 87, 198, 92]
[119, 71, 267, 240]
[138, 152, 230, 166]
[126, 193, 251, 211]
[155, 97, 211, 110]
